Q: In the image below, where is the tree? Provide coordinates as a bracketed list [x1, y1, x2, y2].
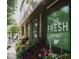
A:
[7, 0, 16, 25]
[7, 25, 20, 38]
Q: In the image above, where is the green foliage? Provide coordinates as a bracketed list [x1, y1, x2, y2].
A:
[7, 0, 16, 25]
[26, 0, 32, 3]
[16, 39, 27, 59]
[16, 39, 24, 52]
[16, 47, 27, 59]
[8, 25, 20, 37]
[48, 10, 69, 25]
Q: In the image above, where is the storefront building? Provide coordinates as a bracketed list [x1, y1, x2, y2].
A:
[16, 0, 71, 59]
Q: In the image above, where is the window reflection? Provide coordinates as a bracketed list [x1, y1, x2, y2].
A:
[32, 20, 39, 44]
[47, 5, 70, 59]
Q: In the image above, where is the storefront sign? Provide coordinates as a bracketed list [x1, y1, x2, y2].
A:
[48, 21, 68, 32]
[47, 5, 70, 51]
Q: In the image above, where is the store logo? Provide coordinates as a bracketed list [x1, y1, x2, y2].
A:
[54, 39, 59, 44]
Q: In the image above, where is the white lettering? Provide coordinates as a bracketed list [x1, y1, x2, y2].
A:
[63, 22, 68, 31]
[58, 22, 62, 31]
[48, 21, 69, 32]
[54, 24, 57, 32]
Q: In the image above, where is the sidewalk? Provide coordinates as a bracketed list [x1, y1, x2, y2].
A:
[7, 40, 17, 59]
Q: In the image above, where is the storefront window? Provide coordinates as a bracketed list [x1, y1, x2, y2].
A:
[32, 19, 39, 44]
[47, 5, 70, 58]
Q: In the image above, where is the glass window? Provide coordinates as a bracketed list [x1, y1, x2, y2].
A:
[47, 5, 70, 58]
[32, 19, 39, 44]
